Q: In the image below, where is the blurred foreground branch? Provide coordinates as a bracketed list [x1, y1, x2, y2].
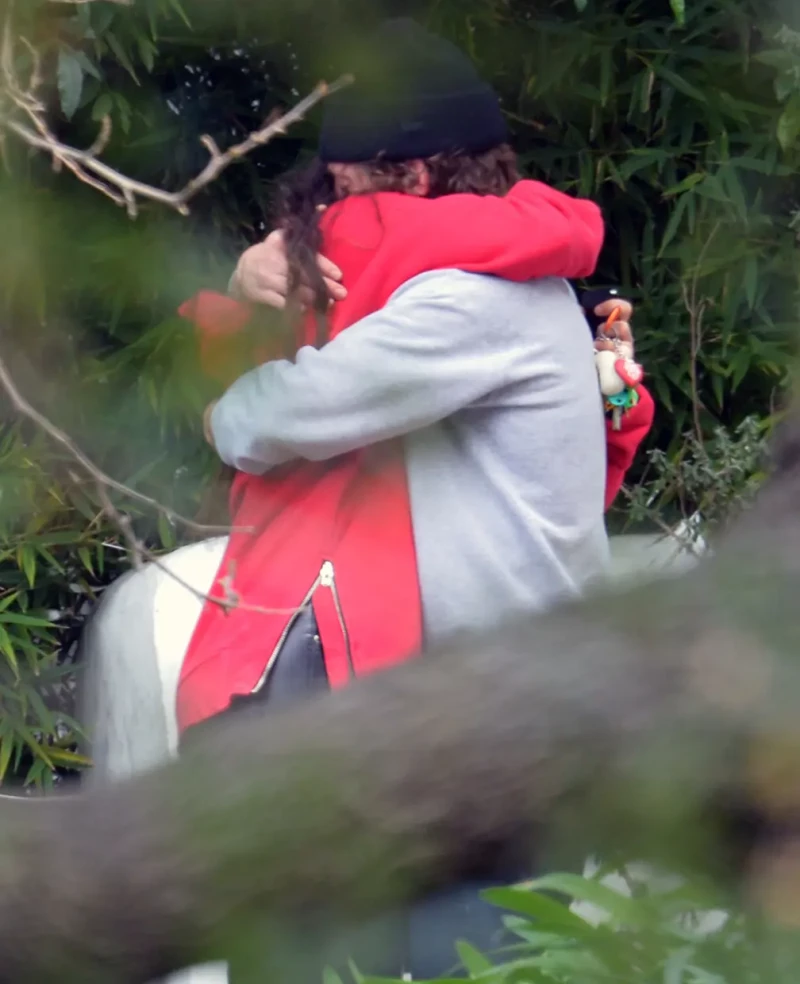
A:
[0, 408, 798, 982]
[48, 0, 131, 6]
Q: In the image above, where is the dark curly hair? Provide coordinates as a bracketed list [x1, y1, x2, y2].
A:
[275, 144, 520, 316]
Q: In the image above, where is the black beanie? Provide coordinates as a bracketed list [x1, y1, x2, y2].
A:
[319, 18, 508, 163]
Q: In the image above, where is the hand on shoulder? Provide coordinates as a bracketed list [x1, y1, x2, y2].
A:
[229, 229, 347, 309]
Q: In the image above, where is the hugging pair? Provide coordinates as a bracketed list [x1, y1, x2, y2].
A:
[177, 19, 654, 977]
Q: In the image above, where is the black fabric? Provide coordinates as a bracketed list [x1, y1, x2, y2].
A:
[178, 606, 328, 749]
[254, 604, 329, 705]
[319, 18, 508, 163]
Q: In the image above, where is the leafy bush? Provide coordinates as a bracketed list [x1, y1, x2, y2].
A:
[622, 415, 771, 544]
[434, 1, 800, 449]
[331, 870, 794, 984]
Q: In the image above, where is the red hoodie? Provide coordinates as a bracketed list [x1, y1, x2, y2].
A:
[176, 181, 654, 732]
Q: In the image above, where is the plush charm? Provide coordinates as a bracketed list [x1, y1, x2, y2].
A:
[594, 306, 645, 431]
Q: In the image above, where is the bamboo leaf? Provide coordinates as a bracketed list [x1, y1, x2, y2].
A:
[26, 688, 55, 733]
[670, 0, 686, 26]
[0, 612, 55, 629]
[663, 172, 705, 197]
[57, 50, 84, 119]
[481, 887, 600, 938]
[522, 873, 650, 927]
[659, 194, 691, 256]
[17, 546, 36, 589]
[0, 592, 19, 613]
[78, 546, 94, 575]
[0, 738, 13, 782]
[656, 65, 708, 103]
[777, 94, 800, 151]
[455, 940, 493, 976]
[0, 626, 20, 681]
[46, 748, 92, 768]
[105, 33, 140, 85]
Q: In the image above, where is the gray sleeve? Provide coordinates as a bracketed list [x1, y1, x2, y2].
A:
[209, 270, 519, 475]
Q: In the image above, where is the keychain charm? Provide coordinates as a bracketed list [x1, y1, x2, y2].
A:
[614, 357, 643, 388]
[594, 305, 644, 429]
[605, 388, 639, 431]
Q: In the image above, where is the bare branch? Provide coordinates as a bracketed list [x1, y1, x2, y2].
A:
[0, 8, 331, 612]
[90, 471, 303, 615]
[164, 76, 353, 211]
[136, 547, 306, 617]
[1, 0, 350, 213]
[0, 354, 240, 537]
[683, 221, 722, 445]
[85, 113, 112, 158]
[0, 353, 307, 617]
[1, 17, 130, 205]
[1, 74, 352, 216]
[618, 484, 704, 559]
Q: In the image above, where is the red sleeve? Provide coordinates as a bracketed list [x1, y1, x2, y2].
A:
[325, 179, 605, 288]
[449, 180, 605, 281]
[178, 290, 252, 337]
[604, 385, 655, 511]
[401, 180, 604, 282]
[178, 290, 263, 387]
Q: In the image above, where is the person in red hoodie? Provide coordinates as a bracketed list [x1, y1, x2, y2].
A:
[178, 19, 654, 981]
[228, 235, 646, 508]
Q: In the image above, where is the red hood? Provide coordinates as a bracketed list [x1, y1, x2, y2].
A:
[304, 180, 604, 345]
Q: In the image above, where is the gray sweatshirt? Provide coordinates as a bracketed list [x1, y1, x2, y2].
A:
[210, 270, 609, 642]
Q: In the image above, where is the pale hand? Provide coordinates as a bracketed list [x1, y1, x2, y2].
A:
[229, 229, 347, 309]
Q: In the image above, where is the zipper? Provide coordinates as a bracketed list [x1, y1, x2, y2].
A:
[250, 559, 354, 694]
[319, 560, 355, 679]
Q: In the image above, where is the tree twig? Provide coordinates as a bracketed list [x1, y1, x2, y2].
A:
[683, 221, 722, 445]
[91, 472, 305, 616]
[0, 355, 237, 537]
[618, 484, 704, 560]
[2, 0, 351, 215]
[0, 352, 309, 617]
[2, 71, 352, 217]
[0, 6, 331, 615]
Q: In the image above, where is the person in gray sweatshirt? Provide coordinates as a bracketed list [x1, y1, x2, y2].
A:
[201, 17, 642, 983]
[213, 267, 610, 639]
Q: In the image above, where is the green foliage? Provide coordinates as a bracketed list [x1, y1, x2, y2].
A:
[0, 0, 798, 784]
[336, 870, 796, 984]
[478, 1, 799, 459]
[625, 415, 771, 541]
[39, 0, 800, 448]
[0, 406, 206, 788]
